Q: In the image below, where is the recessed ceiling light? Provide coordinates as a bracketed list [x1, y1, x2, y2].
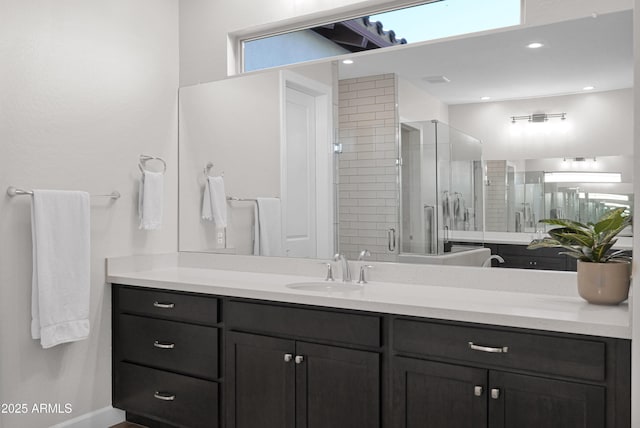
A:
[583, 86, 595, 91]
[527, 42, 544, 49]
[342, 59, 354, 65]
[481, 96, 491, 101]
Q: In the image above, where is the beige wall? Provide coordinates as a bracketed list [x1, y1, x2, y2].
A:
[0, 1, 179, 426]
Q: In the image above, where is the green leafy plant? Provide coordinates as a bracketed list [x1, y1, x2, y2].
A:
[527, 207, 632, 263]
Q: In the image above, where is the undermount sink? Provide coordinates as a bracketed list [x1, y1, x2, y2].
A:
[286, 281, 362, 292]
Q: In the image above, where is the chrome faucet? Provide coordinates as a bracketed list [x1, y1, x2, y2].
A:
[482, 255, 505, 268]
[334, 253, 351, 282]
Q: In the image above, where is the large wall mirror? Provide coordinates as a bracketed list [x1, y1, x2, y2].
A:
[179, 10, 633, 269]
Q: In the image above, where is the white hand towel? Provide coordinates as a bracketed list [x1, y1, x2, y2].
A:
[31, 190, 91, 349]
[255, 198, 283, 257]
[202, 176, 227, 228]
[138, 170, 164, 230]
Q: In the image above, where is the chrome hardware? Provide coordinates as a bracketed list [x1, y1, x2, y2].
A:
[284, 353, 293, 363]
[387, 228, 397, 252]
[333, 143, 343, 154]
[357, 249, 371, 261]
[491, 388, 500, 400]
[468, 342, 509, 353]
[357, 265, 373, 284]
[153, 341, 175, 349]
[154, 391, 176, 401]
[153, 301, 175, 309]
[482, 255, 505, 268]
[320, 262, 335, 282]
[295, 355, 304, 364]
[334, 253, 352, 282]
[474, 386, 483, 397]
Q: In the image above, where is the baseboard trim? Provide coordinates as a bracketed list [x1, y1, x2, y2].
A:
[48, 406, 125, 428]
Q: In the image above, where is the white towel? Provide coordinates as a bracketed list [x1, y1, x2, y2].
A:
[138, 170, 164, 230]
[202, 176, 227, 228]
[253, 198, 282, 257]
[31, 190, 91, 349]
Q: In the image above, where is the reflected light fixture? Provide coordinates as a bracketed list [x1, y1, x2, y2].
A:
[583, 86, 595, 91]
[527, 42, 544, 49]
[511, 112, 566, 123]
[544, 172, 621, 183]
[481, 96, 491, 101]
[587, 193, 629, 202]
[342, 59, 354, 65]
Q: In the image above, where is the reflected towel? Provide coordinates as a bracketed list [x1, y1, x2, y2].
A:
[202, 176, 227, 228]
[253, 198, 282, 257]
[138, 170, 164, 230]
[31, 190, 91, 348]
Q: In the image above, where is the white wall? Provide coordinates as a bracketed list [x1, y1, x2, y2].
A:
[448, 89, 633, 160]
[398, 78, 449, 123]
[179, 0, 632, 86]
[632, 0, 640, 424]
[0, 1, 179, 427]
[179, 71, 282, 254]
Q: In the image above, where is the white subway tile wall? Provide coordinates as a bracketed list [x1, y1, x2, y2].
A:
[338, 74, 399, 261]
[485, 160, 508, 232]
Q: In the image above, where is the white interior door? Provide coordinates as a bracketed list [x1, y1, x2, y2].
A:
[283, 85, 317, 258]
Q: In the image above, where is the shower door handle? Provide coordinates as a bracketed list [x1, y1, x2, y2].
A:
[388, 228, 396, 252]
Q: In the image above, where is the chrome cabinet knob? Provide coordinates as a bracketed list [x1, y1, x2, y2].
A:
[295, 355, 304, 364]
[474, 386, 483, 397]
[284, 353, 293, 363]
[491, 388, 501, 400]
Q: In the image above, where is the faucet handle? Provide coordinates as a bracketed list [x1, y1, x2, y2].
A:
[358, 249, 371, 261]
[357, 265, 373, 284]
[319, 262, 335, 282]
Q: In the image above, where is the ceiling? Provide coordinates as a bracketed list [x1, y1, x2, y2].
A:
[337, 10, 633, 105]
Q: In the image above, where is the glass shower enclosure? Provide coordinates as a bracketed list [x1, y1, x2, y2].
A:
[400, 120, 484, 256]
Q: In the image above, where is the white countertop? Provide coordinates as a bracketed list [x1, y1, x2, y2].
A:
[106, 253, 631, 339]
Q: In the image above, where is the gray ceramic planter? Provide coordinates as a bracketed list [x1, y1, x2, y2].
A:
[576, 260, 631, 305]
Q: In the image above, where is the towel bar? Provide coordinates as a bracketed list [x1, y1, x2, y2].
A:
[7, 186, 121, 199]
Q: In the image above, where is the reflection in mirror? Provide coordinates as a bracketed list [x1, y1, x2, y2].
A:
[178, 9, 633, 270]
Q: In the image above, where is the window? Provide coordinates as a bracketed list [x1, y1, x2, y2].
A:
[242, 0, 521, 73]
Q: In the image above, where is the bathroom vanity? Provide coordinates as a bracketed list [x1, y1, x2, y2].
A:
[108, 254, 631, 428]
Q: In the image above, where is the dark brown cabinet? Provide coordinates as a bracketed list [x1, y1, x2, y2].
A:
[112, 285, 630, 428]
[393, 357, 605, 428]
[112, 285, 221, 428]
[225, 304, 381, 428]
[392, 318, 629, 428]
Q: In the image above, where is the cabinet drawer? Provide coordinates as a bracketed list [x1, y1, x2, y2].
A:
[115, 362, 218, 428]
[227, 300, 381, 348]
[119, 314, 218, 380]
[393, 319, 605, 381]
[118, 286, 218, 325]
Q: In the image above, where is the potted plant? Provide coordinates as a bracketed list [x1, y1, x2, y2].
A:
[528, 207, 632, 305]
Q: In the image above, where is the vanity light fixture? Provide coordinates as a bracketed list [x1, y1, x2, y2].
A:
[527, 42, 544, 49]
[544, 172, 622, 183]
[342, 59, 354, 64]
[510, 112, 566, 123]
[604, 202, 631, 209]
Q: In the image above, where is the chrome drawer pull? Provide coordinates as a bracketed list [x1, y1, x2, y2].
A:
[153, 301, 175, 309]
[154, 391, 176, 401]
[154, 341, 175, 349]
[468, 342, 509, 353]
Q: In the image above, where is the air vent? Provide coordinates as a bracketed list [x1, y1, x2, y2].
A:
[422, 75, 451, 84]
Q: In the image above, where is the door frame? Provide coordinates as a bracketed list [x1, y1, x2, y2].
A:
[280, 70, 334, 259]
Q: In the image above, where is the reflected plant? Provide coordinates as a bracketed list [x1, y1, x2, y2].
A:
[527, 208, 632, 263]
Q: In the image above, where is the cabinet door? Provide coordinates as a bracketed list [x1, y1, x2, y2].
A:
[226, 332, 295, 428]
[295, 341, 380, 428]
[489, 371, 605, 428]
[393, 357, 487, 428]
